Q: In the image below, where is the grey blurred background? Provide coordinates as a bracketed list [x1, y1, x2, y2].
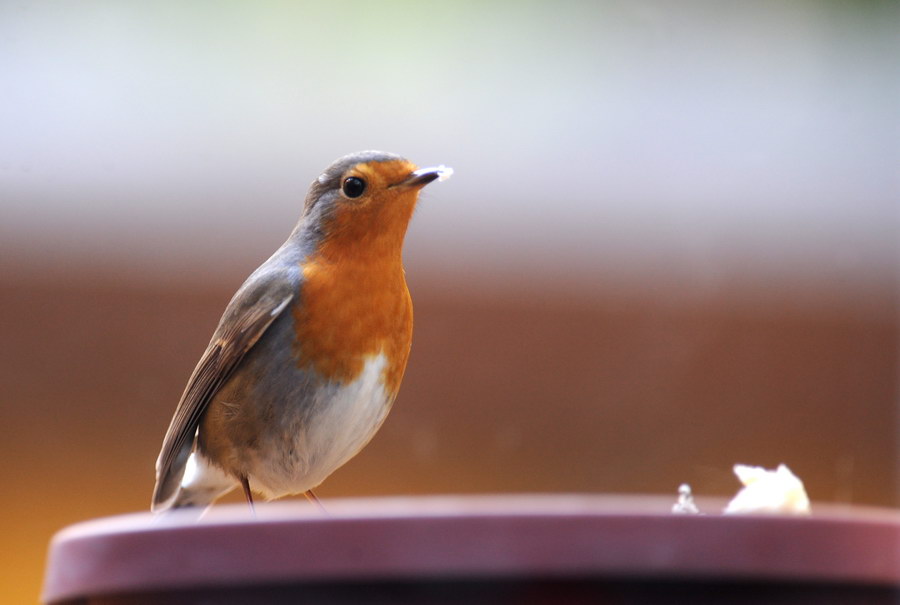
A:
[1, 1, 897, 601]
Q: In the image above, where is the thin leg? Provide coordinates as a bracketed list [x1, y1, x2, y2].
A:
[304, 490, 327, 514]
[241, 475, 256, 516]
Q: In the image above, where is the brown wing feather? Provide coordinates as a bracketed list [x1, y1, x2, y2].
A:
[151, 293, 293, 510]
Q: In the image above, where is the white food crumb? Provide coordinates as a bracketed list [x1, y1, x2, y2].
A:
[724, 463, 811, 515]
[435, 165, 453, 182]
[672, 483, 701, 514]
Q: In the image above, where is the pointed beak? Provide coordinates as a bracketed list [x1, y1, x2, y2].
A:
[396, 165, 454, 188]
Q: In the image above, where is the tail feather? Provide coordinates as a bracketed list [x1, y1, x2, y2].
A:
[151, 437, 193, 511]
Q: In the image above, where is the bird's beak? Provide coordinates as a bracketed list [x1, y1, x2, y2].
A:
[396, 165, 454, 188]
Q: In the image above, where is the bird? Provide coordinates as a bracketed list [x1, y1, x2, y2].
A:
[151, 150, 452, 513]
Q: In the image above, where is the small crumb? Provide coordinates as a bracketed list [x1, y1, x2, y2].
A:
[435, 165, 453, 182]
[724, 464, 811, 515]
[672, 483, 701, 514]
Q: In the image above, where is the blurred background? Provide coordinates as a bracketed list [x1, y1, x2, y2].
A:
[2, 0, 898, 601]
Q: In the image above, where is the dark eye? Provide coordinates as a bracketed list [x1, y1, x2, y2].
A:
[342, 176, 366, 198]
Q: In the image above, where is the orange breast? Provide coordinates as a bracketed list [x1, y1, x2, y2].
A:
[293, 257, 412, 394]
[291, 172, 419, 395]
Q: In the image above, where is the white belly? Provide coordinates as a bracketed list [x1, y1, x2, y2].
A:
[250, 353, 393, 498]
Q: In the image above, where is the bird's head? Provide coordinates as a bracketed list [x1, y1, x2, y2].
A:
[301, 151, 452, 259]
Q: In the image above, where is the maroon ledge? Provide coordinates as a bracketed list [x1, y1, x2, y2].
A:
[42, 495, 900, 604]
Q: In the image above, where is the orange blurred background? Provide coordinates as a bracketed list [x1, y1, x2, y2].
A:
[2, 1, 898, 602]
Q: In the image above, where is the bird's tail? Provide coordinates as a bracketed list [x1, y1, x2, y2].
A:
[152, 452, 237, 512]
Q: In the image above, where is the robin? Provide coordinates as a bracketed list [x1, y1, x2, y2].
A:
[151, 150, 452, 512]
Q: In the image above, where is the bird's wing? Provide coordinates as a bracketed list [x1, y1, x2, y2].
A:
[152, 275, 295, 511]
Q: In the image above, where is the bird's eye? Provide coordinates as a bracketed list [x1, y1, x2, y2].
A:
[342, 176, 366, 198]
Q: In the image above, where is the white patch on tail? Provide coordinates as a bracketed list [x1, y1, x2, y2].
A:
[172, 452, 237, 508]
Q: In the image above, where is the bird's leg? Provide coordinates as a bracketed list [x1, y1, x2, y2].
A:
[304, 490, 327, 514]
[241, 475, 256, 517]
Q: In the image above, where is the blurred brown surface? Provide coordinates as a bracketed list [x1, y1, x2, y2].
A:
[1, 271, 897, 602]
